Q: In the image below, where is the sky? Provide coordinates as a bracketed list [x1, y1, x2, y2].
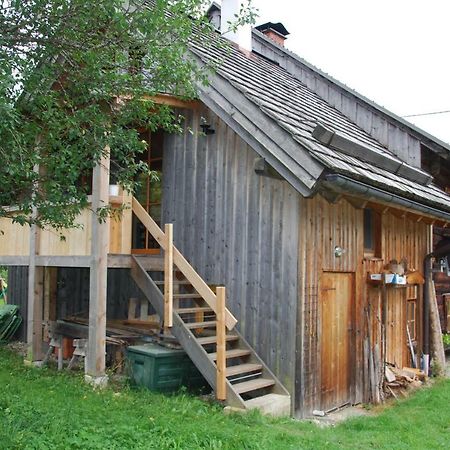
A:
[249, 0, 450, 145]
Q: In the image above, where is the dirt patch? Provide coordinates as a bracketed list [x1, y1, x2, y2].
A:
[5, 340, 28, 357]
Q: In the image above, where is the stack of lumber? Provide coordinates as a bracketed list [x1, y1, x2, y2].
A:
[384, 366, 427, 398]
[0, 305, 22, 342]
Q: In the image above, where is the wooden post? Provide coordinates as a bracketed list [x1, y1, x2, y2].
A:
[164, 224, 173, 331]
[86, 148, 110, 384]
[43, 267, 58, 342]
[26, 182, 44, 362]
[27, 264, 44, 362]
[216, 286, 226, 401]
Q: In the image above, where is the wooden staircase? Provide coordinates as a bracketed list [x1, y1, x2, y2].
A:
[130, 198, 291, 415]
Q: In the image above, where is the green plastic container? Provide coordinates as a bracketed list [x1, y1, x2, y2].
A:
[126, 343, 207, 393]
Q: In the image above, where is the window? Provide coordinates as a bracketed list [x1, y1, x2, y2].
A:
[406, 300, 417, 341]
[363, 208, 381, 257]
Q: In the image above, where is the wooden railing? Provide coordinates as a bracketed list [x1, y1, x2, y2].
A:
[131, 197, 237, 331]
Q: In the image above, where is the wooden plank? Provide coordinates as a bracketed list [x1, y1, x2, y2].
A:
[164, 224, 173, 330]
[209, 348, 251, 361]
[142, 94, 201, 110]
[128, 298, 138, 320]
[185, 321, 217, 329]
[86, 147, 110, 379]
[139, 299, 148, 321]
[26, 182, 44, 361]
[0, 256, 30, 266]
[119, 191, 133, 254]
[226, 363, 263, 377]
[28, 267, 44, 361]
[196, 335, 239, 345]
[233, 378, 275, 395]
[175, 307, 212, 314]
[216, 286, 226, 400]
[35, 255, 91, 267]
[173, 293, 203, 299]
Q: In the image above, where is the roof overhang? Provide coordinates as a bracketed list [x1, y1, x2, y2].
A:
[190, 53, 324, 197]
[322, 173, 450, 224]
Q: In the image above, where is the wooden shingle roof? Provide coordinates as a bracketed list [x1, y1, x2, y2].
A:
[189, 30, 450, 215]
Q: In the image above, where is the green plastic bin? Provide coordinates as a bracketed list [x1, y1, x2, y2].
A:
[126, 343, 207, 393]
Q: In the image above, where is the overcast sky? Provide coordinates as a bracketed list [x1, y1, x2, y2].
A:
[249, 0, 450, 145]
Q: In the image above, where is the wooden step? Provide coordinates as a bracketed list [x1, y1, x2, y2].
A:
[226, 363, 263, 377]
[154, 280, 191, 286]
[185, 321, 216, 329]
[173, 294, 203, 299]
[175, 307, 213, 314]
[208, 349, 251, 361]
[196, 335, 239, 345]
[233, 378, 275, 395]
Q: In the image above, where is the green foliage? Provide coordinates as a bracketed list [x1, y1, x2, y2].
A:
[443, 333, 450, 347]
[0, 0, 255, 229]
[1, 347, 450, 449]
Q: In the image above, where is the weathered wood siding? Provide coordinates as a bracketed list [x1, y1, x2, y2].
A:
[297, 195, 364, 414]
[0, 194, 131, 258]
[7, 267, 145, 337]
[7, 266, 29, 341]
[161, 108, 299, 393]
[297, 195, 430, 415]
[0, 219, 30, 256]
[252, 33, 421, 167]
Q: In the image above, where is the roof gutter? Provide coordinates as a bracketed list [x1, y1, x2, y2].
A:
[323, 173, 450, 222]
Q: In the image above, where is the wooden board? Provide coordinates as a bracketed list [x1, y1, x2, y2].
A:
[320, 272, 353, 412]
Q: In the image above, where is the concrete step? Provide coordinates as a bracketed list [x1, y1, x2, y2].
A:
[244, 393, 291, 417]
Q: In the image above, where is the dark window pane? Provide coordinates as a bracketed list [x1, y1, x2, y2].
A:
[364, 208, 374, 251]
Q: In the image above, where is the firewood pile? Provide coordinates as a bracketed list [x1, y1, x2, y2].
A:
[384, 365, 427, 398]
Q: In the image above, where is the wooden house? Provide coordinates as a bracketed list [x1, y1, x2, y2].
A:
[2, 1, 450, 417]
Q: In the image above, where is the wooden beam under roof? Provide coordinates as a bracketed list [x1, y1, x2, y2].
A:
[341, 193, 447, 226]
[146, 94, 201, 110]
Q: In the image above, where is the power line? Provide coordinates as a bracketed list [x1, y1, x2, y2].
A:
[403, 109, 450, 118]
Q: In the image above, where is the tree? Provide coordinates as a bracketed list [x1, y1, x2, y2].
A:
[0, 0, 254, 229]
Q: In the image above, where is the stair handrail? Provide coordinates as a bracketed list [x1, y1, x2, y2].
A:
[131, 197, 237, 330]
[216, 286, 227, 400]
[164, 223, 173, 331]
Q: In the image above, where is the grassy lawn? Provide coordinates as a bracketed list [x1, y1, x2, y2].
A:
[0, 347, 449, 449]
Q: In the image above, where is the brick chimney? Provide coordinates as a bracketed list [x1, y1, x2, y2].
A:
[255, 22, 290, 47]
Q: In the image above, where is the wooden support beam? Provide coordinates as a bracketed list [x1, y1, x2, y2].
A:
[86, 148, 110, 383]
[27, 265, 44, 361]
[43, 267, 57, 342]
[164, 223, 173, 330]
[120, 191, 133, 254]
[216, 286, 226, 401]
[26, 189, 44, 361]
[142, 94, 201, 110]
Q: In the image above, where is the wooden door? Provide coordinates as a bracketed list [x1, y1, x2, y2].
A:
[320, 272, 353, 412]
[132, 129, 164, 254]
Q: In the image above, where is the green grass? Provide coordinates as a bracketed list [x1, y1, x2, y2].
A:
[0, 347, 449, 449]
